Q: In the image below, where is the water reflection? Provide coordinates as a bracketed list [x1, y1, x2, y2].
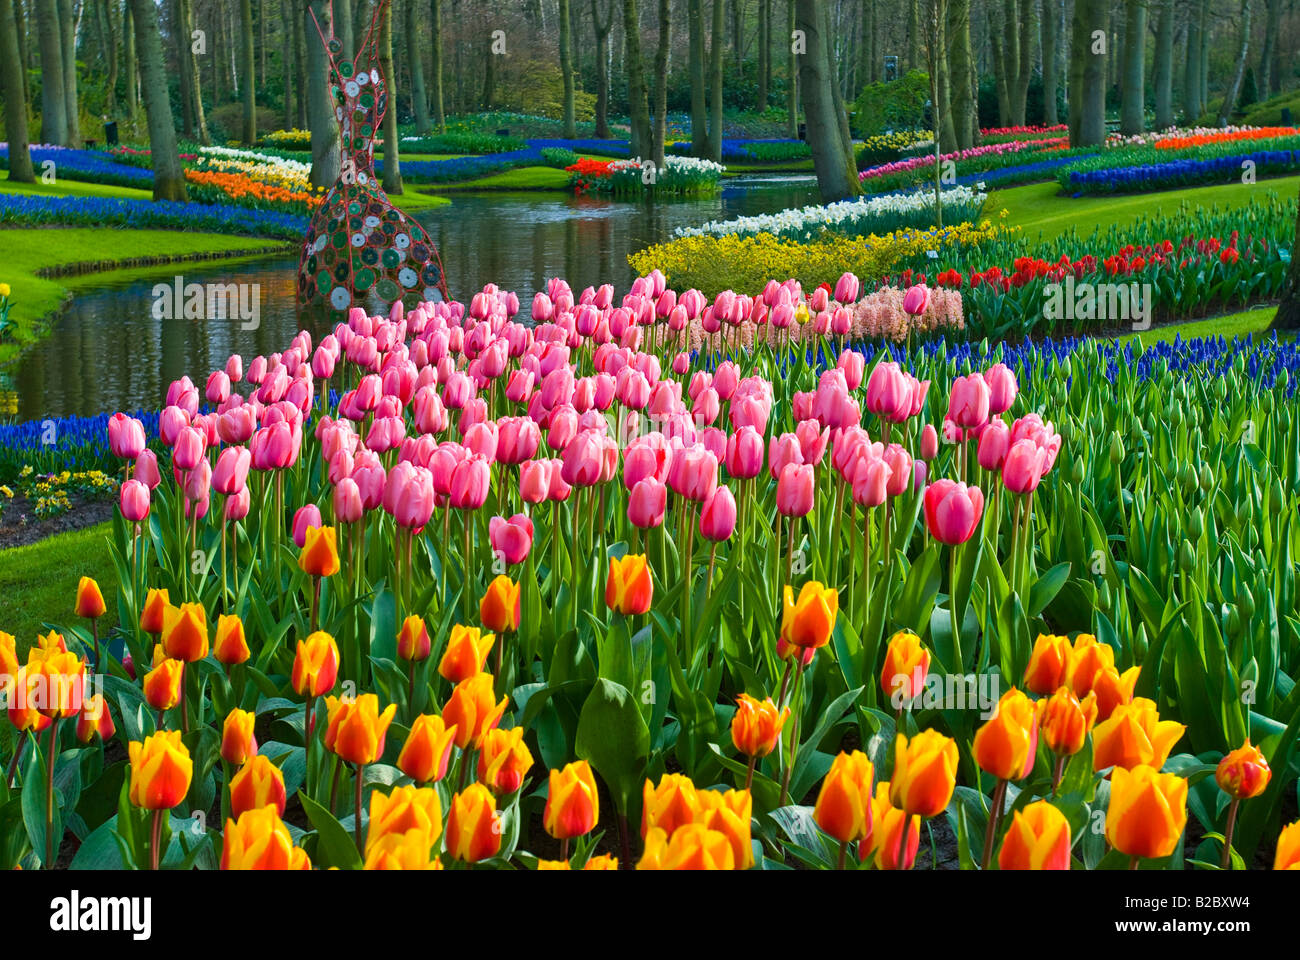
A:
[8, 176, 818, 420]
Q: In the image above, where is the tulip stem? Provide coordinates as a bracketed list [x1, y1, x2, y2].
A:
[5, 736, 25, 790]
[778, 659, 808, 806]
[981, 778, 1007, 870]
[744, 755, 756, 793]
[464, 512, 474, 622]
[776, 658, 793, 709]
[305, 695, 316, 797]
[354, 762, 367, 852]
[311, 575, 321, 633]
[560, 837, 570, 861]
[837, 840, 847, 871]
[149, 808, 163, 871]
[1051, 754, 1066, 797]
[1221, 798, 1241, 870]
[1128, 855, 1140, 871]
[44, 720, 59, 869]
[949, 545, 963, 672]
[180, 663, 190, 735]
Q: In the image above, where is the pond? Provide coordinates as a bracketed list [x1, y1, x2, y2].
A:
[7, 175, 819, 421]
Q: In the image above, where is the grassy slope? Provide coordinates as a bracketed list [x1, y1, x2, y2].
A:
[0, 521, 118, 649]
[430, 166, 571, 191]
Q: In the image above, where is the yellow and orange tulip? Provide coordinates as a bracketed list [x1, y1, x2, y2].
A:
[1022, 633, 1071, 695]
[730, 693, 789, 759]
[228, 755, 287, 819]
[642, 773, 700, 837]
[140, 588, 170, 635]
[437, 625, 496, 684]
[1040, 686, 1098, 758]
[162, 602, 209, 663]
[998, 801, 1071, 870]
[213, 614, 250, 666]
[445, 783, 501, 862]
[143, 658, 185, 712]
[220, 708, 257, 765]
[1216, 740, 1271, 800]
[881, 630, 930, 703]
[221, 807, 311, 870]
[1106, 764, 1188, 860]
[75, 694, 115, 744]
[75, 576, 107, 619]
[605, 554, 653, 615]
[638, 824, 735, 870]
[298, 525, 340, 578]
[397, 713, 458, 784]
[866, 782, 920, 870]
[972, 688, 1039, 781]
[1092, 698, 1186, 772]
[478, 726, 534, 794]
[812, 750, 874, 843]
[780, 581, 838, 650]
[480, 575, 521, 634]
[890, 730, 958, 818]
[291, 630, 340, 698]
[128, 730, 193, 810]
[544, 760, 599, 840]
[441, 673, 507, 750]
[396, 615, 432, 663]
[324, 693, 397, 767]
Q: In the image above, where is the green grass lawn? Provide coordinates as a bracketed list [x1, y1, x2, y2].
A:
[0, 177, 155, 201]
[0, 521, 118, 652]
[990, 175, 1300, 243]
[430, 166, 571, 191]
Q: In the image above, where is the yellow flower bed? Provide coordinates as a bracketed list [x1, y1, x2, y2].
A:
[629, 220, 1015, 297]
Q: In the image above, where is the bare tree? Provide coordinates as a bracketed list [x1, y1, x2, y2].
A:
[128, 0, 187, 200]
[1218, 0, 1254, 126]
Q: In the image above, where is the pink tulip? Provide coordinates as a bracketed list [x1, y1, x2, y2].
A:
[135, 450, 162, 490]
[768, 433, 804, 481]
[108, 413, 147, 460]
[795, 420, 830, 466]
[225, 486, 251, 522]
[184, 459, 211, 503]
[776, 463, 815, 518]
[219, 405, 257, 445]
[352, 452, 387, 510]
[849, 446, 891, 508]
[836, 350, 865, 391]
[947, 373, 991, 429]
[984, 363, 1018, 416]
[923, 480, 985, 545]
[560, 431, 602, 488]
[213, 446, 252, 496]
[882, 444, 913, 498]
[119, 479, 151, 522]
[627, 477, 668, 529]
[172, 427, 206, 471]
[158, 406, 190, 447]
[834, 272, 860, 305]
[977, 419, 1011, 471]
[333, 478, 364, 523]
[1002, 439, 1048, 494]
[489, 514, 534, 565]
[226, 354, 244, 383]
[293, 505, 323, 548]
[449, 456, 490, 509]
[519, 459, 551, 504]
[902, 283, 931, 316]
[725, 426, 764, 480]
[669, 445, 718, 502]
[206, 370, 231, 405]
[865, 362, 912, 424]
[699, 485, 737, 542]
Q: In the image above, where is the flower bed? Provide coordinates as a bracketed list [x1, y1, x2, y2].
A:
[565, 155, 724, 197]
[0, 193, 306, 240]
[1066, 148, 1300, 195]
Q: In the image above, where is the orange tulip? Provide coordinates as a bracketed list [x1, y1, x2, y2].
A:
[537, 859, 572, 870]
[75, 576, 107, 619]
[642, 772, 700, 837]
[143, 658, 185, 712]
[75, 694, 115, 744]
[881, 630, 930, 704]
[477, 726, 534, 793]
[1065, 634, 1115, 698]
[229, 755, 287, 819]
[1040, 686, 1098, 757]
[638, 824, 735, 870]
[730, 693, 789, 759]
[397, 714, 458, 784]
[29, 630, 68, 659]
[972, 688, 1040, 781]
[221, 807, 311, 870]
[479, 575, 521, 634]
[812, 750, 875, 843]
[437, 625, 496, 683]
[1088, 665, 1140, 721]
[441, 673, 507, 750]
[290, 631, 339, 698]
[366, 784, 443, 856]
[27, 649, 85, 719]
[696, 789, 753, 869]
[298, 525, 340, 578]
[6, 666, 52, 734]
[544, 760, 599, 840]
[445, 783, 501, 862]
[890, 730, 958, 818]
[866, 782, 920, 870]
[998, 800, 1071, 870]
[220, 708, 257, 765]
[1275, 820, 1300, 870]
[1106, 764, 1188, 860]
[363, 832, 443, 870]
[1216, 740, 1271, 800]
[780, 580, 838, 650]
[0, 630, 18, 686]
[324, 694, 397, 766]
[140, 588, 170, 635]
[162, 602, 209, 663]
[396, 615, 432, 663]
[128, 730, 193, 810]
[583, 853, 619, 870]
[1022, 633, 1071, 695]
[1092, 698, 1186, 772]
[605, 553, 653, 615]
[213, 614, 250, 666]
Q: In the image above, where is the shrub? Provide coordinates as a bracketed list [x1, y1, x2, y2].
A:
[852, 70, 931, 136]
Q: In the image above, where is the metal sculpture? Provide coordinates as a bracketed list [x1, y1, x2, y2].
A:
[297, 0, 449, 311]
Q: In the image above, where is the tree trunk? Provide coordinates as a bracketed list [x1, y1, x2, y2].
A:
[379, 0, 401, 193]
[822, 0, 855, 161]
[36, 0, 68, 145]
[97, 0, 118, 118]
[592, 0, 612, 138]
[403, 0, 428, 135]
[758, 0, 770, 110]
[559, 0, 576, 138]
[689, 0, 710, 156]
[1120, 0, 1146, 135]
[281, 0, 293, 131]
[337, 0, 355, 56]
[123, 0, 137, 125]
[1072, 0, 1107, 146]
[908, 0, 920, 70]
[1218, 0, 1253, 126]
[294, 2, 307, 128]
[1258, 0, 1280, 98]
[0, 0, 35, 182]
[174, 0, 194, 137]
[58, 0, 80, 146]
[239, 0, 257, 143]
[1152, 0, 1173, 128]
[624, 0, 651, 156]
[128, 0, 186, 200]
[1199, 0, 1210, 109]
[1184, 0, 1203, 120]
[797, 0, 857, 201]
[1001, 0, 1019, 124]
[430, 0, 445, 132]
[1271, 180, 1300, 330]
[652, 0, 670, 169]
[786, 0, 797, 137]
[709, 0, 724, 163]
[306, 0, 339, 188]
[991, 18, 1010, 128]
[858, 0, 872, 87]
[13, 0, 30, 114]
[948, 0, 974, 149]
[1041, 0, 1058, 125]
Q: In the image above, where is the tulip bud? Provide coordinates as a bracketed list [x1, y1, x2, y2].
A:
[1108, 432, 1124, 464]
